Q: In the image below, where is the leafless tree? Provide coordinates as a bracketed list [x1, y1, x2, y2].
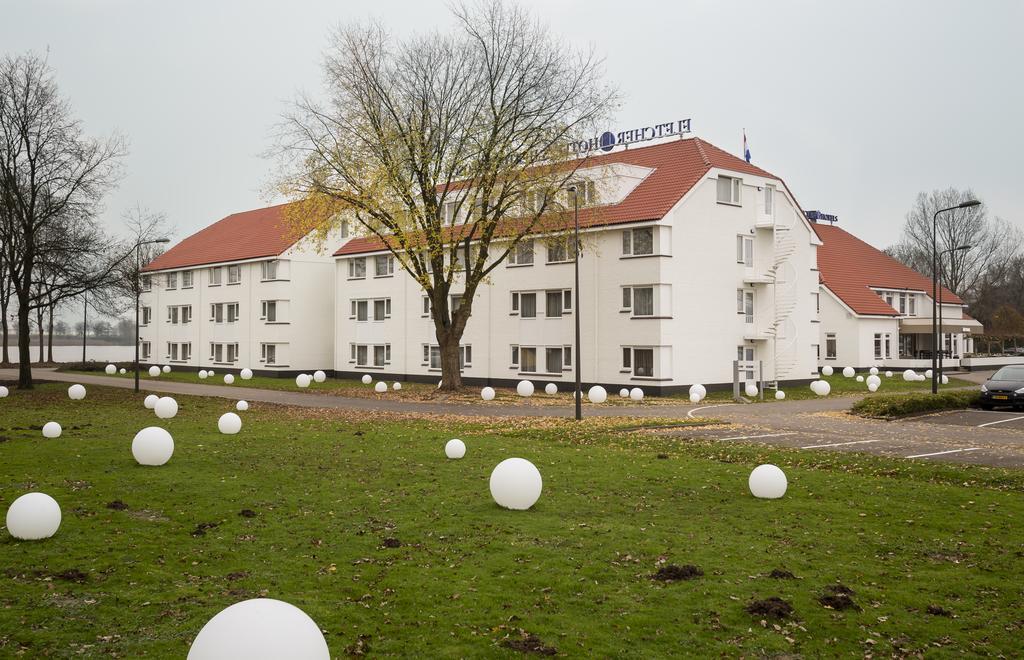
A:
[276, 0, 618, 389]
[0, 52, 126, 386]
[888, 188, 1021, 300]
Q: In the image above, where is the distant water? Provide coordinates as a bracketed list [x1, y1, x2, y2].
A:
[4, 344, 136, 364]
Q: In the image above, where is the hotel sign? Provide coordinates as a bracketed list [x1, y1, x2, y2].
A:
[570, 119, 692, 154]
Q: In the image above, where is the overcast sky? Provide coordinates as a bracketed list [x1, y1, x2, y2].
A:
[3, 0, 1021, 250]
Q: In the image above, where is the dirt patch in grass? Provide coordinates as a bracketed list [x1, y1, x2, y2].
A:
[105, 500, 129, 510]
[53, 569, 88, 583]
[225, 571, 250, 581]
[500, 632, 558, 655]
[238, 509, 257, 518]
[191, 522, 220, 537]
[381, 537, 402, 548]
[745, 597, 794, 619]
[824, 583, 855, 596]
[769, 569, 796, 579]
[818, 592, 860, 611]
[652, 564, 703, 582]
[927, 604, 953, 617]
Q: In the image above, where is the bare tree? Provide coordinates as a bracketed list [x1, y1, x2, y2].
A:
[888, 188, 1022, 300]
[0, 53, 126, 386]
[276, 0, 617, 389]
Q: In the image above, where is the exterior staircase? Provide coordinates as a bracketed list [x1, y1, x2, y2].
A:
[765, 225, 799, 389]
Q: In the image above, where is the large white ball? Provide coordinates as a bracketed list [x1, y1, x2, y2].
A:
[296, 374, 311, 388]
[198, 370, 208, 379]
[144, 394, 159, 409]
[867, 382, 879, 392]
[374, 381, 387, 393]
[361, 374, 372, 384]
[745, 383, 758, 397]
[855, 375, 864, 382]
[544, 383, 558, 395]
[240, 368, 253, 380]
[885, 371, 893, 378]
[489, 458, 543, 510]
[941, 375, 949, 385]
[162, 365, 171, 373]
[821, 365, 833, 376]
[42, 422, 62, 438]
[903, 369, 916, 382]
[119, 368, 126, 375]
[223, 374, 235, 385]
[842, 367, 855, 378]
[148, 365, 160, 377]
[105, 364, 116, 375]
[810, 380, 831, 396]
[629, 387, 644, 401]
[5, 493, 61, 540]
[618, 388, 628, 398]
[918, 374, 928, 382]
[481, 386, 496, 401]
[689, 392, 701, 403]
[236, 400, 249, 412]
[132, 427, 174, 466]
[68, 384, 86, 400]
[689, 384, 706, 402]
[445, 439, 466, 459]
[392, 382, 402, 391]
[775, 390, 786, 400]
[866, 374, 881, 388]
[187, 598, 329, 660]
[155, 396, 178, 419]
[925, 369, 933, 379]
[0, 385, 8, 398]
[748, 464, 788, 499]
[208, 370, 215, 376]
[869, 367, 879, 376]
[587, 385, 607, 403]
[218, 412, 242, 435]
[516, 380, 534, 397]
[313, 370, 326, 383]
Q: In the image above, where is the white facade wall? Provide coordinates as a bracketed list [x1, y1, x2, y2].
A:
[139, 234, 338, 373]
[334, 170, 822, 391]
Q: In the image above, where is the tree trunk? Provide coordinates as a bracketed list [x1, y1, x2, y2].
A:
[47, 303, 54, 362]
[1, 300, 8, 364]
[436, 329, 464, 390]
[36, 307, 45, 363]
[17, 292, 32, 388]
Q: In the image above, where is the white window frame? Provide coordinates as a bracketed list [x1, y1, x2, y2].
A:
[348, 257, 367, 280]
[261, 300, 278, 322]
[737, 289, 754, 324]
[622, 227, 654, 256]
[166, 272, 177, 290]
[181, 270, 193, 289]
[736, 235, 754, 266]
[261, 342, 278, 365]
[142, 306, 152, 326]
[826, 333, 837, 360]
[764, 184, 774, 216]
[374, 254, 395, 278]
[261, 260, 279, 281]
[507, 239, 535, 266]
[209, 267, 222, 286]
[717, 175, 742, 205]
[545, 236, 577, 264]
[227, 265, 241, 285]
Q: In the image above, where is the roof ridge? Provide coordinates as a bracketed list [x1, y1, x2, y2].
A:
[692, 137, 712, 168]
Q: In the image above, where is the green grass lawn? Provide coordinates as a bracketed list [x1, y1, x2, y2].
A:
[1, 384, 1020, 656]
[693, 372, 976, 403]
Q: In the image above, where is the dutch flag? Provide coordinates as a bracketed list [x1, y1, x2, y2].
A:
[743, 129, 751, 163]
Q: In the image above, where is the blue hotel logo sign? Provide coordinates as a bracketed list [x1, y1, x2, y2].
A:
[570, 119, 692, 154]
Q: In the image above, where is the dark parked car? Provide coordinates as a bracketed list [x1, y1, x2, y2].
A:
[980, 365, 1024, 410]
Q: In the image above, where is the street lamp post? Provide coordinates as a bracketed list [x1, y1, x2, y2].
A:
[569, 186, 582, 421]
[931, 200, 979, 394]
[937, 244, 972, 386]
[134, 238, 170, 393]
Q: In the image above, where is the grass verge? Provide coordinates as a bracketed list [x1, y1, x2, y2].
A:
[850, 390, 982, 419]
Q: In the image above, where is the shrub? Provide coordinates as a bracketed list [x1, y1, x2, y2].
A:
[851, 390, 981, 419]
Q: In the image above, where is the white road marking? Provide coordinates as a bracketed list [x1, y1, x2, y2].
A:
[800, 439, 883, 449]
[977, 416, 1024, 428]
[907, 448, 980, 459]
[687, 403, 736, 419]
[719, 432, 797, 441]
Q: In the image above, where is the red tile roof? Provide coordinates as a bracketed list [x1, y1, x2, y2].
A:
[335, 137, 779, 256]
[142, 203, 301, 272]
[812, 223, 963, 317]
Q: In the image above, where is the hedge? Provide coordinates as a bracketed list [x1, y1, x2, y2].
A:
[851, 390, 981, 420]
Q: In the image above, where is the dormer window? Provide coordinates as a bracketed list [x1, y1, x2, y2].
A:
[442, 200, 458, 226]
[566, 180, 596, 206]
[717, 176, 742, 205]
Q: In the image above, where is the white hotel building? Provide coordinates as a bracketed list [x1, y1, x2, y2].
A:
[140, 137, 828, 392]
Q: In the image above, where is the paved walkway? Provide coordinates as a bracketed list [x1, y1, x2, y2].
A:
[6, 368, 1022, 468]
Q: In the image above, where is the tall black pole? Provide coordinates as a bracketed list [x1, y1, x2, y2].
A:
[931, 210, 938, 394]
[134, 241, 141, 393]
[573, 189, 582, 422]
[81, 292, 87, 364]
[938, 257, 944, 384]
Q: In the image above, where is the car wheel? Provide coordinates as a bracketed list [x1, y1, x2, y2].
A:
[980, 404, 994, 411]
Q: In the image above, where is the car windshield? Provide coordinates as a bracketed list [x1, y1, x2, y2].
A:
[992, 366, 1024, 381]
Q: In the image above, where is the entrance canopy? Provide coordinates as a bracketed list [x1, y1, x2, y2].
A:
[899, 317, 983, 334]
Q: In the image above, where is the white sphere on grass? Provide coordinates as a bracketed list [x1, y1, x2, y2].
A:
[619, 388, 629, 398]
[869, 367, 879, 376]
[119, 368, 126, 375]
[748, 464, 788, 499]
[0, 386, 8, 398]
[105, 364, 116, 375]
[236, 400, 249, 412]
[587, 385, 608, 404]
[821, 365, 833, 376]
[941, 375, 949, 385]
[295, 374, 311, 388]
[148, 365, 160, 377]
[689, 384, 706, 401]
[198, 370, 208, 379]
[925, 369, 933, 379]
[223, 374, 235, 385]
[68, 384, 86, 400]
[544, 383, 557, 395]
[885, 371, 893, 378]
[903, 369, 917, 382]
[162, 365, 171, 373]
[361, 374, 372, 384]
[374, 381, 387, 393]
[144, 394, 159, 409]
[42, 422, 62, 438]
[186, 598, 329, 660]
[810, 380, 831, 396]
[689, 392, 701, 403]
[489, 458, 543, 510]
[154, 396, 178, 419]
[208, 370, 215, 376]
[855, 375, 864, 382]
[5, 493, 61, 540]
[918, 374, 928, 382]
[842, 366, 855, 378]
[313, 370, 326, 383]
[393, 382, 402, 391]
[481, 386, 496, 401]
[218, 412, 242, 435]
[866, 375, 881, 388]
[132, 427, 174, 466]
[775, 390, 786, 400]
[240, 368, 253, 380]
[445, 439, 466, 459]
[867, 383, 879, 392]
[629, 387, 644, 401]
[516, 380, 534, 397]
[745, 383, 759, 397]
